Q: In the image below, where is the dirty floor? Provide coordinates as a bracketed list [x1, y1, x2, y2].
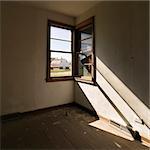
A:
[1, 104, 149, 149]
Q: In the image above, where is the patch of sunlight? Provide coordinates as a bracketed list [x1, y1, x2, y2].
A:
[114, 142, 122, 148]
[96, 70, 150, 142]
[89, 119, 150, 147]
[96, 57, 150, 146]
[78, 82, 126, 126]
[89, 120, 134, 141]
[77, 57, 150, 147]
[78, 81, 150, 147]
[96, 57, 150, 128]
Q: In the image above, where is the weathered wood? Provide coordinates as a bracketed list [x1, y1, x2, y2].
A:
[1, 105, 148, 149]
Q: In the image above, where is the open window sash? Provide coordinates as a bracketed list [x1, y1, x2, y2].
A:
[75, 17, 96, 85]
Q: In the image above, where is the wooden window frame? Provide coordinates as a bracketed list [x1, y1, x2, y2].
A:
[46, 20, 74, 82]
[75, 17, 96, 84]
[46, 17, 95, 83]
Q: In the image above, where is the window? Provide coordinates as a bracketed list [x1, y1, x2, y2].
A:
[75, 17, 96, 84]
[47, 20, 74, 81]
[47, 17, 95, 83]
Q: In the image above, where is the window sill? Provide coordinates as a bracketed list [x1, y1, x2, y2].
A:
[46, 77, 74, 82]
[74, 77, 96, 86]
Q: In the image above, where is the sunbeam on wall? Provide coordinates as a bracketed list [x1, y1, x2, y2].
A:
[77, 57, 150, 146]
[96, 57, 150, 129]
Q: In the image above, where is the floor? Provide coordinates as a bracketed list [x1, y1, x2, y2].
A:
[1, 104, 149, 150]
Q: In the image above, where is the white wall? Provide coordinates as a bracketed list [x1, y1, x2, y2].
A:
[75, 1, 149, 108]
[1, 2, 75, 115]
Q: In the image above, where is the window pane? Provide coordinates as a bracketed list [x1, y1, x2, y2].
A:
[81, 33, 92, 40]
[81, 25, 92, 40]
[51, 26, 71, 41]
[50, 39, 71, 52]
[81, 38, 92, 52]
[50, 52, 72, 77]
[78, 53, 93, 81]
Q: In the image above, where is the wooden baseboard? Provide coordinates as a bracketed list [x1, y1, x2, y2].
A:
[1, 102, 98, 122]
[1, 103, 74, 122]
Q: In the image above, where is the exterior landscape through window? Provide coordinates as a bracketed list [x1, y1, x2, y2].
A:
[47, 21, 73, 81]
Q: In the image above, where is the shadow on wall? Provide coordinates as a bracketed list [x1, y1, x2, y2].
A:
[96, 57, 150, 128]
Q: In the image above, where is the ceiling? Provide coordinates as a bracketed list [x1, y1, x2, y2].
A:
[20, 1, 100, 17]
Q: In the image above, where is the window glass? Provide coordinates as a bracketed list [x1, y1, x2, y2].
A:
[75, 18, 95, 83]
[78, 53, 92, 81]
[50, 52, 72, 77]
[51, 26, 71, 41]
[81, 25, 92, 40]
[81, 38, 92, 52]
[50, 39, 71, 52]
